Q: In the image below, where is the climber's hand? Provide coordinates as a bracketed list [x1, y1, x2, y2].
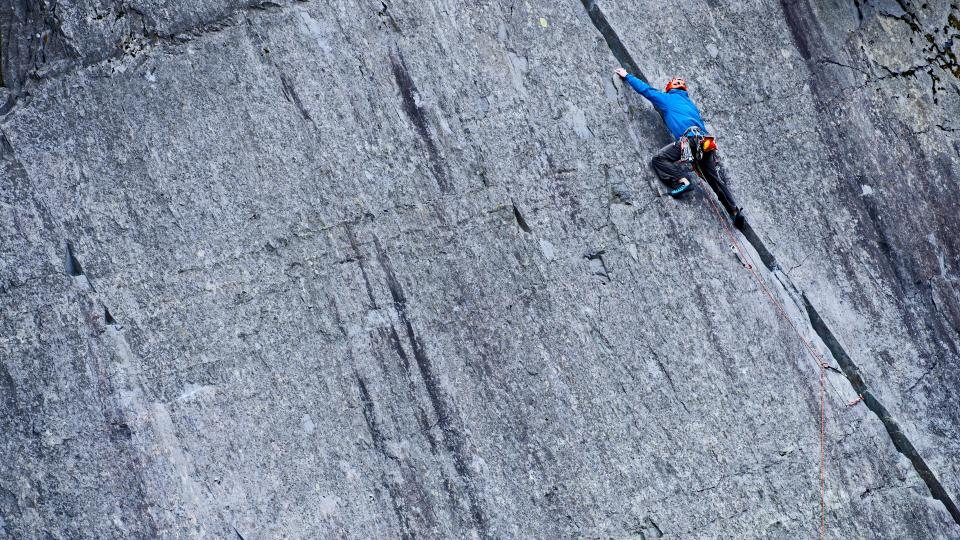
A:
[615, 68, 627, 79]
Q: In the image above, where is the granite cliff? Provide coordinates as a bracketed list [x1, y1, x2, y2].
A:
[2, 0, 959, 537]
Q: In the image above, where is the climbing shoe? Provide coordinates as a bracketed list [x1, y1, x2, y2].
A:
[669, 180, 694, 198]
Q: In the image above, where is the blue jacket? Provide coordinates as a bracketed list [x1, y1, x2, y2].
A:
[625, 74, 708, 140]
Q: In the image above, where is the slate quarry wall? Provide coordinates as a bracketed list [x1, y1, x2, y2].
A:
[1, 0, 959, 538]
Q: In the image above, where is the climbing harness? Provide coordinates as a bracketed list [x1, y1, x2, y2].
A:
[674, 128, 717, 197]
[692, 162, 830, 540]
[679, 126, 718, 164]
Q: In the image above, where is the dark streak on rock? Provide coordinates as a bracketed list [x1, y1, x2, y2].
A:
[384, 325, 413, 374]
[65, 241, 83, 277]
[853, 0, 864, 22]
[780, 0, 815, 61]
[389, 51, 450, 193]
[860, 195, 909, 291]
[373, 237, 489, 537]
[0, 362, 18, 414]
[278, 73, 314, 124]
[356, 375, 389, 454]
[245, 17, 317, 131]
[512, 203, 532, 233]
[373, 327, 439, 452]
[367, 329, 450, 533]
[355, 374, 414, 540]
[652, 353, 688, 414]
[345, 224, 379, 309]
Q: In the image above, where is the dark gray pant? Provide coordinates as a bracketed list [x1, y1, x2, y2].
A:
[651, 140, 739, 215]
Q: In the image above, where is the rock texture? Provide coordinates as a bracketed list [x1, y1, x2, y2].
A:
[1, 0, 959, 538]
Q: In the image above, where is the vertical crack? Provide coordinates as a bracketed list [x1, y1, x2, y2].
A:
[800, 292, 960, 525]
[739, 222, 779, 270]
[245, 18, 317, 131]
[278, 72, 314, 125]
[776, 0, 960, 526]
[739, 163, 960, 527]
[578, 0, 645, 79]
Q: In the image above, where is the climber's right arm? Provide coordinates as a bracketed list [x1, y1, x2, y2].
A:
[618, 71, 669, 111]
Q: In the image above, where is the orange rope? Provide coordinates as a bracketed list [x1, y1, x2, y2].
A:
[821, 367, 826, 539]
[691, 168, 827, 539]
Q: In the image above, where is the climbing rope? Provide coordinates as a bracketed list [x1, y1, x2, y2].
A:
[691, 167, 828, 540]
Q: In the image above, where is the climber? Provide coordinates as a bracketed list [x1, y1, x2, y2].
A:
[615, 68, 744, 228]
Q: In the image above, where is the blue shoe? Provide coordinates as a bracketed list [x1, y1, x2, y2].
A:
[669, 181, 694, 198]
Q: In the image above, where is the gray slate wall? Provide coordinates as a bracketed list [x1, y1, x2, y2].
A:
[1, 0, 959, 538]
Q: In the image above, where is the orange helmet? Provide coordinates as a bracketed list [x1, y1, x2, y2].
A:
[665, 77, 687, 92]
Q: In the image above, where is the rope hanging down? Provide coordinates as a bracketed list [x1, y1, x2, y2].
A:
[691, 167, 829, 540]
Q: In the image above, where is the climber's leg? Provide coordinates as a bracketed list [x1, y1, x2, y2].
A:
[698, 151, 743, 226]
[650, 141, 690, 193]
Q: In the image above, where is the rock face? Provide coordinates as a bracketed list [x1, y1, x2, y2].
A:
[2, 0, 959, 537]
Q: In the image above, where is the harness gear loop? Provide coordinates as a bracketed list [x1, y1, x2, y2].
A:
[679, 137, 694, 163]
[679, 126, 718, 164]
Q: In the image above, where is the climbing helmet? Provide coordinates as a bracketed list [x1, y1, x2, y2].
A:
[665, 77, 687, 92]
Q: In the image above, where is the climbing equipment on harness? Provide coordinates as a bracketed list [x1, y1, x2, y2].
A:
[679, 136, 695, 163]
[701, 137, 717, 153]
[675, 127, 719, 200]
[679, 126, 717, 164]
[665, 77, 687, 92]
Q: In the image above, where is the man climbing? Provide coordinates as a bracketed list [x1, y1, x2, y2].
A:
[615, 68, 744, 228]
